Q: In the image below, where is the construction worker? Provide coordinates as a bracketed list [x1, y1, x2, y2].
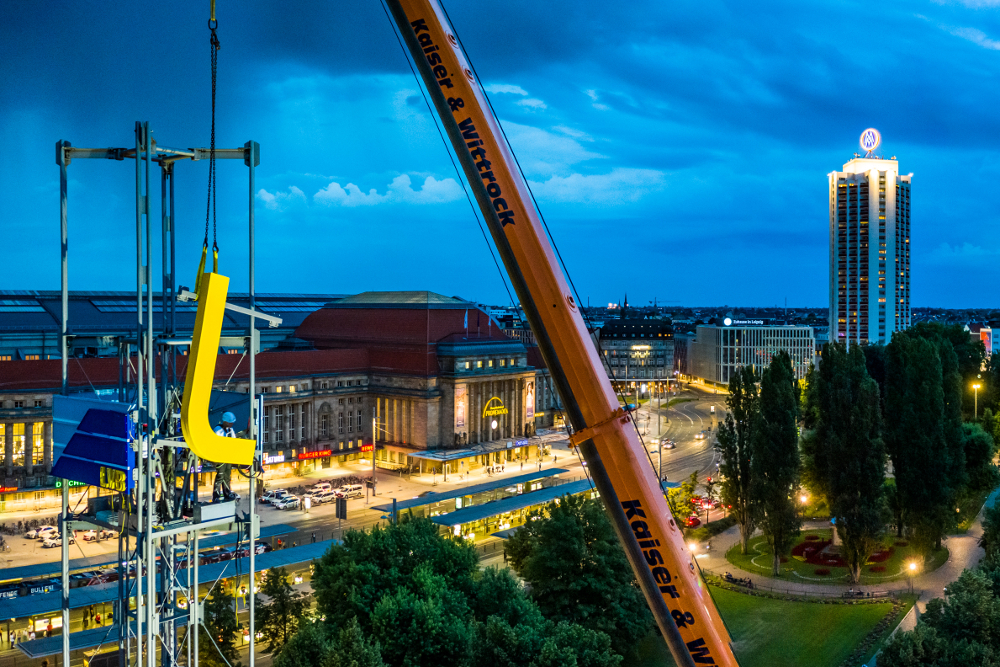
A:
[212, 412, 238, 501]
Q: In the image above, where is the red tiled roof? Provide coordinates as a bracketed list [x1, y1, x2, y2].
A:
[0, 348, 372, 393]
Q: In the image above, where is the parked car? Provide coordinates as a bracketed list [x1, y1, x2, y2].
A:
[309, 482, 333, 495]
[263, 489, 290, 505]
[274, 496, 301, 511]
[309, 490, 337, 505]
[26, 525, 58, 539]
[81, 529, 116, 541]
[42, 534, 75, 548]
[685, 516, 702, 528]
[336, 484, 364, 499]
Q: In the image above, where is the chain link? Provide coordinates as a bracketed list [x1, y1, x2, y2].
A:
[205, 22, 220, 251]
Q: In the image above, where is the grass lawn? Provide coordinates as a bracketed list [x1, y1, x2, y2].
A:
[634, 586, 898, 667]
[726, 529, 949, 585]
[666, 397, 696, 408]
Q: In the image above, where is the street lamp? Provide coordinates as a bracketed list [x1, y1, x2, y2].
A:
[907, 560, 917, 594]
[973, 383, 981, 420]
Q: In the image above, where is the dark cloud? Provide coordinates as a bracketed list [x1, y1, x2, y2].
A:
[1, 0, 998, 306]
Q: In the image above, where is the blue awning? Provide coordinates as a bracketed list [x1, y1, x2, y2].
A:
[372, 468, 569, 513]
[0, 524, 298, 584]
[430, 479, 594, 526]
[0, 537, 333, 621]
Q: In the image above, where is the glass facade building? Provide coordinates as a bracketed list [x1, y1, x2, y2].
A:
[690, 323, 816, 384]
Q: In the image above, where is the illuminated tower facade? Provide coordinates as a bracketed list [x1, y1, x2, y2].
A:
[828, 129, 912, 345]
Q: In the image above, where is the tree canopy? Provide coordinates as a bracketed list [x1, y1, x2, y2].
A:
[302, 516, 624, 667]
[717, 365, 760, 553]
[752, 351, 802, 575]
[814, 343, 887, 583]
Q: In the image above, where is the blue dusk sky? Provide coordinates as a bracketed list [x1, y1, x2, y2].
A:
[2, 1, 998, 308]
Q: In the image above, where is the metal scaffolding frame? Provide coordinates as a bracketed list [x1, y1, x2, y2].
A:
[56, 122, 264, 667]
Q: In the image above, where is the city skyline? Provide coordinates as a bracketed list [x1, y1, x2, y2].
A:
[2, 2, 999, 307]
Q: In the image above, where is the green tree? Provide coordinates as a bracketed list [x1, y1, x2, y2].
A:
[273, 621, 332, 667]
[717, 365, 760, 553]
[800, 363, 821, 430]
[311, 517, 478, 633]
[963, 423, 999, 491]
[274, 618, 386, 667]
[666, 471, 699, 526]
[256, 566, 309, 655]
[885, 335, 952, 554]
[370, 565, 476, 667]
[815, 343, 887, 583]
[907, 322, 986, 417]
[200, 584, 242, 667]
[982, 504, 1000, 561]
[505, 494, 652, 659]
[751, 351, 801, 575]
[880, 568, 1000, 667]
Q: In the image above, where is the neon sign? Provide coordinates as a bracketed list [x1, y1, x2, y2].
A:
[482, 397, 508, 418]
[298, 449, 332, 460]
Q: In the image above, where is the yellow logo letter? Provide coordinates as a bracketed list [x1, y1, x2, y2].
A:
[181, 273, 255, 465]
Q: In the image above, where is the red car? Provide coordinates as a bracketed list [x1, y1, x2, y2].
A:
[685, 516, 701, 528]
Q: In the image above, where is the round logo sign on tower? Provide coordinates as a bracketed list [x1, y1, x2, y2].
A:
[860, 128, 881, 154]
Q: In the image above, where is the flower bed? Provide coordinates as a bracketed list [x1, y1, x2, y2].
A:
[791, 538, 893, 568]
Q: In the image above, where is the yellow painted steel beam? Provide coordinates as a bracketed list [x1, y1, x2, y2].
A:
[181, 272, 254, 465]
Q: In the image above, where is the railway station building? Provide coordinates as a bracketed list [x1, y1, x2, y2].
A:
[0, 291, 565, 514]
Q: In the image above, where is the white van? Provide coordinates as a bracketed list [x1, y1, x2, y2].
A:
[310, 482, 333, 495]
[337, 484, 363, 499]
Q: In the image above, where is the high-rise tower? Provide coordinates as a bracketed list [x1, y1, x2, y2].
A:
[829, 129, 912, 345]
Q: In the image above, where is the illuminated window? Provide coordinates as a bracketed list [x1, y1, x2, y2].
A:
[32, 423, 44, 465]
[12, 423, 25, 466]
[276, 386, 283, 393]
[477, 361, 483, 368]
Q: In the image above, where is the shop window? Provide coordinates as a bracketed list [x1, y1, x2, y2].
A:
[32, 423, 44, 465]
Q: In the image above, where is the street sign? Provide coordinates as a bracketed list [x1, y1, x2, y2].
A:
[335, 497, 347, 520]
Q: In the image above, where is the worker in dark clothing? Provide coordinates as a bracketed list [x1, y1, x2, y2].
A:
[213, 412, 239, 501]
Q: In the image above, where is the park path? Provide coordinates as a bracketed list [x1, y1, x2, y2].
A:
[698, 486, 999, 603]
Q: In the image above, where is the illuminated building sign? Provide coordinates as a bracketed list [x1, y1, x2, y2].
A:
[264, 454, 285, 465]
[482, 397, 508, 418]
[723, 318, 765, 326]
[860, 128, 881, 153]
[54, 479, 87, 488]
[299, 449, 331, 461]
[0, 486, 17, 493]
[360, 443, 375, 453]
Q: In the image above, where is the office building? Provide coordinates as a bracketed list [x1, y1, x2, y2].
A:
[689, 319, 815, 385]
[829, 131, 912, 344]
[597, 319, 675, 385]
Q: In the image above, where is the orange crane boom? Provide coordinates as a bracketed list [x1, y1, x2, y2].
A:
[383, 2, 738, 665]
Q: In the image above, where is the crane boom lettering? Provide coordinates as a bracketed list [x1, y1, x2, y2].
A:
[384, 1, 739, 666]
